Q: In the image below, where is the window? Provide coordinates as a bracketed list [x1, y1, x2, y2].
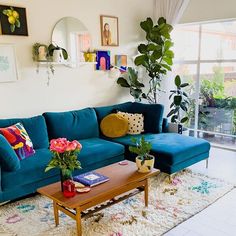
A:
[173, 20, 236, 149]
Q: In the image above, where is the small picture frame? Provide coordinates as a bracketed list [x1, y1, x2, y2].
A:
[0, 44, 18, 82]
[100, 15, 119, 46]
[96, 50, 111, 71]
[0, 5, 28, 36]
[115, 55, 127, 73]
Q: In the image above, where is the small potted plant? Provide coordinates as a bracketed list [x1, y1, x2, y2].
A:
[32, 43, 48, 62]
[45, 138, 82, 193]
[83, 49, 96, 62]
[117, 67, 145, 102]
[167, 75, 190, 135]
[129, 136, 154, 173]
[48, 43, 68, 63]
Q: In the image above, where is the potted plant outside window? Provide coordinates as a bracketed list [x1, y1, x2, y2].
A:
[129, 136, 154, 173]
[167, 75, 190, 135]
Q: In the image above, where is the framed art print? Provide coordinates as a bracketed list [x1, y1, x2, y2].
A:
[100, 15, 119, 46]
[0, 5, 28, 36]
[96, 50, 111, 70]
[0, 44, 18, 82]
[115, 55, 127, 73]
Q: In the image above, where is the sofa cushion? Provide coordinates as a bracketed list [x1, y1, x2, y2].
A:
[78, 138, 125, 167]
[0, 115, 49, 149]
[129, 103, 164, 133]
[95, 102, 164, 134]
[0, 134, 20, 171]
[2, 148, 57, 190]
[94, 102, 133, 123]
[112, 133, 210, 165]
[0, 123, 35, 160]
[43, 108, 99, 140]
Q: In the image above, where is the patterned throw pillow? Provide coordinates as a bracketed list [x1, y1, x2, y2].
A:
[0, 123, 35, 160]
[117, 111, 144, 134]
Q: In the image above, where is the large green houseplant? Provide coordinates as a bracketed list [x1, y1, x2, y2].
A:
[134, 17, 174, 104]
[117, 67, 144, 101]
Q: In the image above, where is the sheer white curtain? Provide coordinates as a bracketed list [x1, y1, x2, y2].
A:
[153, 0, 190, 113]
[153, 0, 190, 24]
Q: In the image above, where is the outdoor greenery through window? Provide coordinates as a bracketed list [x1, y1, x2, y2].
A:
[172, 20, 236, 149]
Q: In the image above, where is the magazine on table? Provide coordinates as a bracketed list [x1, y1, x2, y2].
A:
[73, 171, 109, 187]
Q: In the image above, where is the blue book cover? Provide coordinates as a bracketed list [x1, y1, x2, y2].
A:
[73, 171, 109, 187]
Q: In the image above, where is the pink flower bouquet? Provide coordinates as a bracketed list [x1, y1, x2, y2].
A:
[45, 138, 82, 173]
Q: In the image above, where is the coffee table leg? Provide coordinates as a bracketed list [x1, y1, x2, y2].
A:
[53, 201, 59, 226]
[144, 179, 149, 207]
[75, 208, 82, 236]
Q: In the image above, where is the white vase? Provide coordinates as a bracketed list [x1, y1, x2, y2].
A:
[53, 49, 64, 63]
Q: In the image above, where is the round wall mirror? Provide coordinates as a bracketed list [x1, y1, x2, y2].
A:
[52, 17, 92, 67]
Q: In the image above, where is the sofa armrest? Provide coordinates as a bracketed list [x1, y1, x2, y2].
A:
[162, 118, 169, 133]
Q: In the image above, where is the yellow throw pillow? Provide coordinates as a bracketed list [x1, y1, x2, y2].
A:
[100, 114, 129, 138]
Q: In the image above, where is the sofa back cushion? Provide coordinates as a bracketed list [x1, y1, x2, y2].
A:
[130, 103, 164, 133]
[94, 102, 133, 123]
[0, 134, 20, 171]
[43, 108, 99, 140]
[95, 102, 164, 134]
[0, 115, 49, 149]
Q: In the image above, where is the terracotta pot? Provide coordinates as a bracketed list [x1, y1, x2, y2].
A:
[136, 155, 155, 173]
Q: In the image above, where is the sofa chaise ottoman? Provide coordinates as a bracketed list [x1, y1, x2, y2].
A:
[95, 102, 211, 175]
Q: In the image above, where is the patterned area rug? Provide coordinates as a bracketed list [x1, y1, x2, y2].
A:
[0, 169, 234, 236]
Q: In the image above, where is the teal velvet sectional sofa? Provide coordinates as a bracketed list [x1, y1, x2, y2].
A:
[0, 102, 210, 203]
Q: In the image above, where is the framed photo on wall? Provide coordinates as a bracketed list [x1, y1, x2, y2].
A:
[0, 5, 28, 36]
[100, 15, 119, 46]
[0, 44, 18, 82]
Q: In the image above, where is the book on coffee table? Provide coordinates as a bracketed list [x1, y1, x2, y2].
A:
[73, 171, 109, 187]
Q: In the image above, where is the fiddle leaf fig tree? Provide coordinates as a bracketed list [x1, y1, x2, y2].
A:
[117, 67, 145, 101]
[167, 75, 190, 124]
[134, 17, 174, 104]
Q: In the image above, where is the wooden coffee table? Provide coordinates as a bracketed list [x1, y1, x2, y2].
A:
[37, 160, 159, 236]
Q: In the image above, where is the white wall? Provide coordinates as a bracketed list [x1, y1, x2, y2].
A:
[0, 0, 153, 118]
[180, 0, 236, 23]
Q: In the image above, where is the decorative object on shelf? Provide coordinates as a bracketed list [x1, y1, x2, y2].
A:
[115, 55, 127, 73]
[100, 15, 119, 46]
[0, 44, 18, 82]
[167, 75, 190, 134]
[32, 43, 48, 61]
[48, 43, 68, 63]
[45, 138, 82, 192]
[96, 50, 110, 70]
[83, 49, 96, 62]
[52, 17, 92, 67]
[0, 5, 28, 36]
[117, 67, 144, 102]
[134, 17, 174, 104]
[129, 136, 154, 173]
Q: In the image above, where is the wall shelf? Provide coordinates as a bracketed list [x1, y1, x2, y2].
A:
[37, 61, 97, 66]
